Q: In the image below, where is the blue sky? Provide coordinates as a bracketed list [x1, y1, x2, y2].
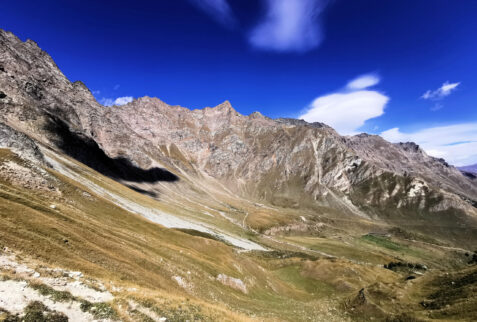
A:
[1, 0, 476, 165]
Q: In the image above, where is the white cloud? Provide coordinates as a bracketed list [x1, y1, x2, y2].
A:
[100, 96, 133, 106]
[381, 123, 477, 166]
[188, 0, 235, 26]
[249, 0, 328, 52]
[300, 91, 388, 135]
[299, 74, 389, 135]
[99, 98, 114, 106]
[346, 74, 380, 90]
[421, 81, 460, 100]
[92, 90, 101, 95]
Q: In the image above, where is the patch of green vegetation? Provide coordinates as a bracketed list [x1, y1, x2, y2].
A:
[360, 234, 405, 251]
[249, 250, 319, 261]
[275, 265, 335, 297]
[23, 301, 68, 322]
[79, 300, 93, 312]
[29, 283, 75, 302]
[80, 300, 117, 320]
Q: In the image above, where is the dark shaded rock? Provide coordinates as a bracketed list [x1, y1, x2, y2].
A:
[24, 82, 43, 100]
[398, 142, 421, 153]
[462, 171, 477, 180]
[384, 261, 427, 272]
[45, 116, 179, 183]
[470, 252, 477, 265]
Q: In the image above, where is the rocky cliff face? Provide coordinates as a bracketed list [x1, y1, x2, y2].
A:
[1, 28, 477, 244]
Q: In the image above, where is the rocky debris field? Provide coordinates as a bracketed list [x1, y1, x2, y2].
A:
[0, 248, 117, 321]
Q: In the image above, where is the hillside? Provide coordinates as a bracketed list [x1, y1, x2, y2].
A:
[1, 29, 477, 321]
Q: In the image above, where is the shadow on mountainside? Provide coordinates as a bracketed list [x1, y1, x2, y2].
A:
[45, 116, 179, 183]
[125, 184, 158, 198]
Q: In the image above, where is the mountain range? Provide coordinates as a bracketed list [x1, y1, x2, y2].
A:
[459, 163, 477, 176]
[1, 29, 477, 321]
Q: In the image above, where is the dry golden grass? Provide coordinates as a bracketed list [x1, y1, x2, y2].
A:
[1, 147, 475, 321]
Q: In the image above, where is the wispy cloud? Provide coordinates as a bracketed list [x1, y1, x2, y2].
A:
[99, 96, 133, 107]
[346, 74, 380, 90]
[187, 0, 235, 26]
[430, 103, 444, 112]
[299, 74, 389, 135]
[381, 123, 477, 166]
[421, 81, 460, 100]
[249, 0, 328, 52]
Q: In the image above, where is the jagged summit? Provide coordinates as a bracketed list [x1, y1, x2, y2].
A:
[213, 99, 234, 111]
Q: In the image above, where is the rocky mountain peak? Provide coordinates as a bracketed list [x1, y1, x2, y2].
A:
[248, 111, 267, 120]
[201, 100, 239, 117]
[215, 100, 233, 110]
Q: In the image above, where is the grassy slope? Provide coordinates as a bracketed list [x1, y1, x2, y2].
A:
[1, 147, 476, 321]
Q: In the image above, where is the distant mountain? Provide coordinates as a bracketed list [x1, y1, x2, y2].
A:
[459, 163, 477, 174]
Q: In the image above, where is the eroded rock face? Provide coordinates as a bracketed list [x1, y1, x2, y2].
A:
[1, 28, 476, 229]
[0, 122, 44, 164]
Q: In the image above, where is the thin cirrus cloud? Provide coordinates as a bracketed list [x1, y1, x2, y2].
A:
[187, 0, 236, 26]
[421, 81, 460, 100]
[99, 96, 134, 107]
[249, 0, 328, 52]
[187, 0, 329, 52]
[381, 123, 477, 166]
[299, 74, 389, 135]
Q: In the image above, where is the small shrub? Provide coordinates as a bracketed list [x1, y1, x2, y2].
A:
[80, 301, 117, 320]
[0, 307, 20, 322]
[23, 301, 68, 322]
[29, 283, 75, 302]
[79, 300, 93, 312]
